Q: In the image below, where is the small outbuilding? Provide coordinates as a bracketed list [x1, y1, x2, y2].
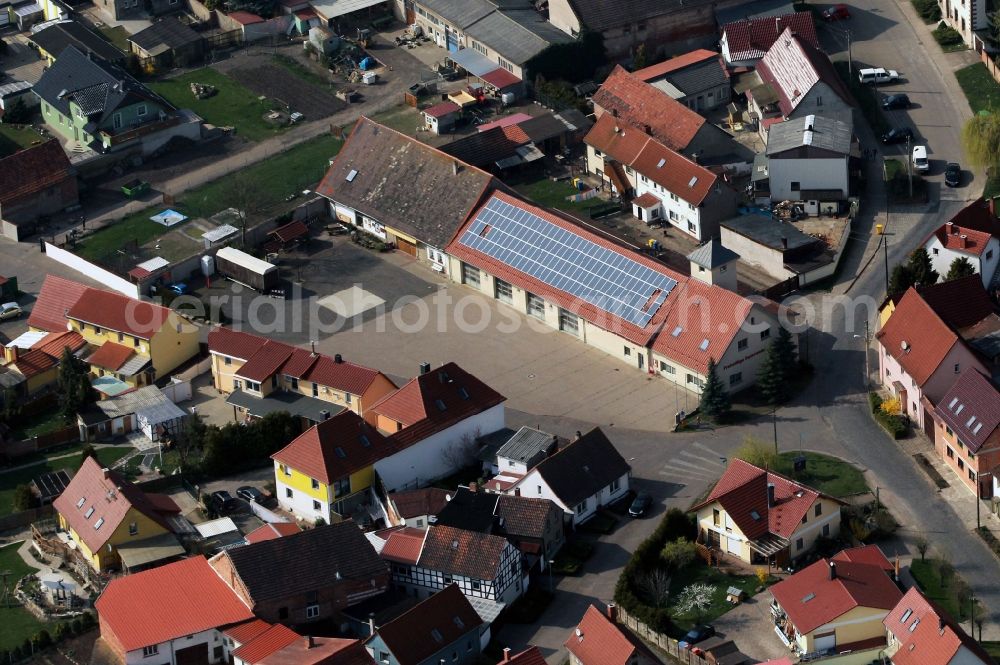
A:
[128, 17, 204, 68]
[423, 100, 461, 134]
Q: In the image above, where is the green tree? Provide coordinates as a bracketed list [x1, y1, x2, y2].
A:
[57, 348, 96, 423]
[734, 435, 777, 469]
[945, 256, 977, 281]
[773, 326, 798, 377]
[888, 263, 915, 299]
[698, 358, 731, 422]
[907, 247, 939, 287]
[80, 444, 97, 464]
[962, 113, 1000, 170]
[1, 386, 21, 424]
[661, 537, 697, 571]
[3, 98, 32, 124]
[757, 342, 789, 405]
[632, 43, 648, 70]
[12, 483, 34, 512]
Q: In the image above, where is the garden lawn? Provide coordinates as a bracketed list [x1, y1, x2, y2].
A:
[0, 124, 43, 158]
[150, 69, 284, 141]
[11, 412, 70, 441]
[513, 177, 601, 216]
[371, 104, 423, 136]
[0, 542, 49, 651]
[98, 25, 130, 51]
[272, 55, 328, 88]
[0, 447, 132, 516]
[955, 63, 1000, 114]
[75, 134, 344, 261]
[910, 558, 979, 622]
[668, 564, 760, 634]
[773, 451, 868, 497]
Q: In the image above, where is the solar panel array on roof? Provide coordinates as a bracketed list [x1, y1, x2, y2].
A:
[33, 470, 71, 502]
[459, 197, 677, 326]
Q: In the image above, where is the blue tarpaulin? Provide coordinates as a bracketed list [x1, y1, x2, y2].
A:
[359, 56, 375, 70]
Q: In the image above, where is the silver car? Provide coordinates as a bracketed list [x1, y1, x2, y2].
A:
[0, 303, 22, 321]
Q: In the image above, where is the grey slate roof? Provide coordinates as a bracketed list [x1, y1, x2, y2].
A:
[496, 426, 557, 464]
[418, 0, 494, 29]
[766, 114, 853, 156]
[531, 428, 630, 507]
[129, 17, 201, 52]
[464, 9, 571, 65]
[721, 214, 819, 251]
[687, 238, 740, 269]
[33, 46, 176, 129]
[716, 0, 796, 27]
[657, 58, 728, 97]
[315, 117, 500, 249]
[30, 21, 125, 63]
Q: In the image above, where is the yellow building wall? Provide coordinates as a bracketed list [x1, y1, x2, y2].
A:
[349, 466, 374, 494]
[878, 301, 895, 330]
[274, 461, 332, 502]
[695, 503, 752, 562]
[59, 507, 169, 571]
[803, 605, 888, 652]
[789, 497, 843, 557]
[24, 367, 59, 394]
[146, 313, 200, 377]
[211, 354, 247, 392]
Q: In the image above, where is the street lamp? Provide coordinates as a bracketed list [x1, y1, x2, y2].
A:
[853, 318, 871, 389]
[548, 559, 556, 592]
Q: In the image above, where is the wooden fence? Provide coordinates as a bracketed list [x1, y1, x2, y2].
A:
[0, 505, 54, 533]
[615, 605, 714, 664]
[979, 47, 1000, 86]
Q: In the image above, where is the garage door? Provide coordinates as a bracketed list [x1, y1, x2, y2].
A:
[814, 632, 836, 652]
[397, 237, 417, 257]
[175, 644, 209, 665]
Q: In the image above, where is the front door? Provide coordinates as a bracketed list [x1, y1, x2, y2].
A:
[637, 354, 644, 370]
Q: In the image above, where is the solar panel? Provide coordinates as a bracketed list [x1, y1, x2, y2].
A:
[460, 197, 678, 327]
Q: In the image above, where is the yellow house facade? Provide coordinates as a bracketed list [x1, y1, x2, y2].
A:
[57, 505, 168, 571]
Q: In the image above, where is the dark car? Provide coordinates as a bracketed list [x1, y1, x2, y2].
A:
[880, 127, 913, 144]
[628, 493, 653, 517]
[945, 162, 961, 187]
[882, 94, 911, 110]
[680, 625, 716, 649]
[822, 3, 850, 19]
[210, 490, 239, 514]
[237, 485, 265, 504]
[168, 283, 188, 295]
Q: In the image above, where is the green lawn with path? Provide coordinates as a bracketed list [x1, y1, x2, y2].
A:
[773, 451, 868, 497]
[150, 69, 285, 141]
[955, 63, 1000, 114]
[513, 176, 601, 217]
[74, 134, 344, 261]
[668, 564, 761, 634]
[0, 447, 132, 516]
[0, 542, 49, 651]
[0, 125, 45, 158]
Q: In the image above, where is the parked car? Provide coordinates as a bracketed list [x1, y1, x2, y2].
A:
[237, 486, 265, 504]
[858, 68, 899, 85]
[680, 625, 716, 649]
[628, 493, 653, 517]
[210, 490, 239, 514]
[912, 145, 930, 172]
[822, 3, 850, 19]
[945, 162, 961, 187]
[882, 93, 911, 110]
[880, 127, 913, 144]
[167, 283, 188, 295]
[0, 302, 22, 321]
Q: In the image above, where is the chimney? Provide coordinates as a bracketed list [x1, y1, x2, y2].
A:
[419, 362, 431, 375]
[334, 353, 343, 364]
[310, 340, 317, 356]
[307, 636, 315, 649]
[939, 616, 946, 632]
[960, 234, 968, 249]
[829, 561, 837, 580]
[990, 197, 997, 219]
[368, 614, 375, 635]
[643, 123, 651, 135]
[946, 221, 955, 234]
[103, 468, 111, 479]
[468, 482, 478, 493]
[780, 237, 788, 250]
[452, 160, 459, 176]
[502, 647, 512, 663]
[606, 602, 617, 622]
[611, 108, 618, 118]
[514, 487, 521, 496]
[8, 346, 17, 363]
[767, 483, 775, 507]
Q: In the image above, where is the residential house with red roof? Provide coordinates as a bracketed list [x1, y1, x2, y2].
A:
[883, 587, 994, 665]
[364, 584, 486, 665]
[720, 12, 818, 67]
[271, 410, 395, 524]
[384, 524, 526, 607]
[229, 621, 372, 665]
[96, 556, 254, 665]
[749, 28, 854, 138]
[381, 487, 452, 528]
[367, 362, 506, 492]
[52, 456, 185, 572]
[769, 548, 902, 657]
[497, 646, 546, 665]
[30, 275, 199, 396]
[922, 199, 1000, 289]
[207, 326, 396, 426]
[690, 459, 845, 566]
[244, 522, 301, 544]
[877, 287, 989, 431]
[931, 368, 1000, 498]
[1, 330, 87, 397]
[632, 49, 731, 112]
[565, 604, 659, 665]
[0, 139, 78, 241]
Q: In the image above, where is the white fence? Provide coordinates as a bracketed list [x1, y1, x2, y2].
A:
[44, 242, 140, 298]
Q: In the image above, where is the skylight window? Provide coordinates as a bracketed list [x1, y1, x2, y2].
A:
[453, 616, 465, 629]
[974, 423, 984, 435]
[335, 447, 347, 458]
[656, 158, 666, 168]
[948, 397, 959, 409]
[955, 404, 964, 415]
[85, 507, 94, 519]
[750, 510, 761, 520]
[900, 609, 913, 623]
[346, 169, 358, 182]
[76, 497, 86, 508]
[672, 326, 683, 337]
[458, 388, 470, 400]
[966, 416, 977, 428]
[909, 618, 920, 632]
[94, 518, 104, 530]
[802, 593, 815, 603]
[359, 435, 371, 447]
[688, 176, 699, 188]
[435, 399, 447, 411]
[431, 629, 443, 643]
[699, 339, 710, 351]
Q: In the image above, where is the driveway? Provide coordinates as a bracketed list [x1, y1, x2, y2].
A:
[709, 591, 791, 663]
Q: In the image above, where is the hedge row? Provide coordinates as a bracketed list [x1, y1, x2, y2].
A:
[613, 508, 696, 633]
[0, 611, 95, 664]
[868, 393, 908, 439]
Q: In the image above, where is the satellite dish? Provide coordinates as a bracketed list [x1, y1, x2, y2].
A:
[901, 340, 910, 351]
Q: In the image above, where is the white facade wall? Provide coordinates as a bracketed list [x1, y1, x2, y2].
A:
[719, 227, 794, 281]
[375, 404, 505, 491]
[546, 0, 582, 36]
[939, 0, 988, 48]
[513, 469, 630, 526]
[632, 173, 707, 239]
[878, 343, 923, 426]
[767, 156, 849, 202]
[273, 463, 334, 524]
[924, 234, 999, 289]
[125, 629, 225, 665]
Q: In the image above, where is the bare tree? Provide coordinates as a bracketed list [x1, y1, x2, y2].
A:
[441, 429, 482, 474]
[222, 172, 269, 247]
[915, 535, 929, 561]
[635, 567, 672, 609]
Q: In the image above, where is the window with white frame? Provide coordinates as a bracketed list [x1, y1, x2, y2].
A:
[306, 604, 320, 618]
[495, 279, 513, 304]
[462, 263, 481, 287]
[142, 645, 159, 657]
[427, 246, 447, 265]
[526, 293, 545, 318]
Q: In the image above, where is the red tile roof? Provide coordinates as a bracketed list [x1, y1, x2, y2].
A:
[591, 66, 706, 152]
[757, 28, 853, 116]
[916, 276, 997, 331]
[96, 556, 253, 652]
[272, 411, 393, 484]
[244, 522, 301, 544]
[417, 525, 509, 580]
[770, 557, 902, 634]
[831, 544, 894, 573]
[938, 198, 1000, 236]
[67, 288, 171, 340]
[303, 354, 387, 397]
[584, 112, 655, 165]
[876, 287, 963, 386]
[691, 459, 841, 540]
[269, 220, 309, 244]
[0, 140, 76, 207]
[28, 275, 89, 333]
[477, 113, 533, 132]
[500, 124, 530, 145]
[564, 605, 638, 665]
[228, 10, 264, 24]
[206, 327, 262, 360]
[33, 331, 87, 358]
[233, 624, 300, 663]
[632, 192, 661, 207]
[370, 362, 505, 447]
[931, 222, 994, 257]
[630, 136, 719, 206]
[424, 101, 461, 118]
[374, 584, 483, 665]
[722, 13, 818, 62]
[260, 637, 373, 665]
[390, 487, 452, 519]
[53, 457, 179, 553]
[11, 348, 57, 379]
[500, 647, 547, 665]
[633, 49, 720, 81]
[480, 67, 521, 89]
[380, 527, 426, 565]
[224, 619, 272, 644]
[884, 587, 993, 665]
[86, 341, 134, 371]
[236, 340, 295, 382]
[935, 368, 1000, 453]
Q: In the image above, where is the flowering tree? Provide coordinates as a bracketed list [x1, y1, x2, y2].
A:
[673, 582, 716, 618]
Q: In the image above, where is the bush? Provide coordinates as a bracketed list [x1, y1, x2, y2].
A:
[53, 623, 71, 642]
[70, 618, 82, 635]
[868, 393, 908, 438]
[12, 483, 35, 512]
[912, 0, 941, 21]
[932, 21, 964, 48]
[33, 630, 52, 650]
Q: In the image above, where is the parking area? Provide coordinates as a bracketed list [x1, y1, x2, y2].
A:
[1, 33, 46, 84]
[708, 590, 792, 663]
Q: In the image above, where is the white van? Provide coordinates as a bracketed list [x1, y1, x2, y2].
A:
[912, 145, 929, 172]
[858, 68, 900, 85]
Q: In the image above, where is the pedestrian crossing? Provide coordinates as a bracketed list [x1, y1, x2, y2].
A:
[657, 442, 729, 484]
